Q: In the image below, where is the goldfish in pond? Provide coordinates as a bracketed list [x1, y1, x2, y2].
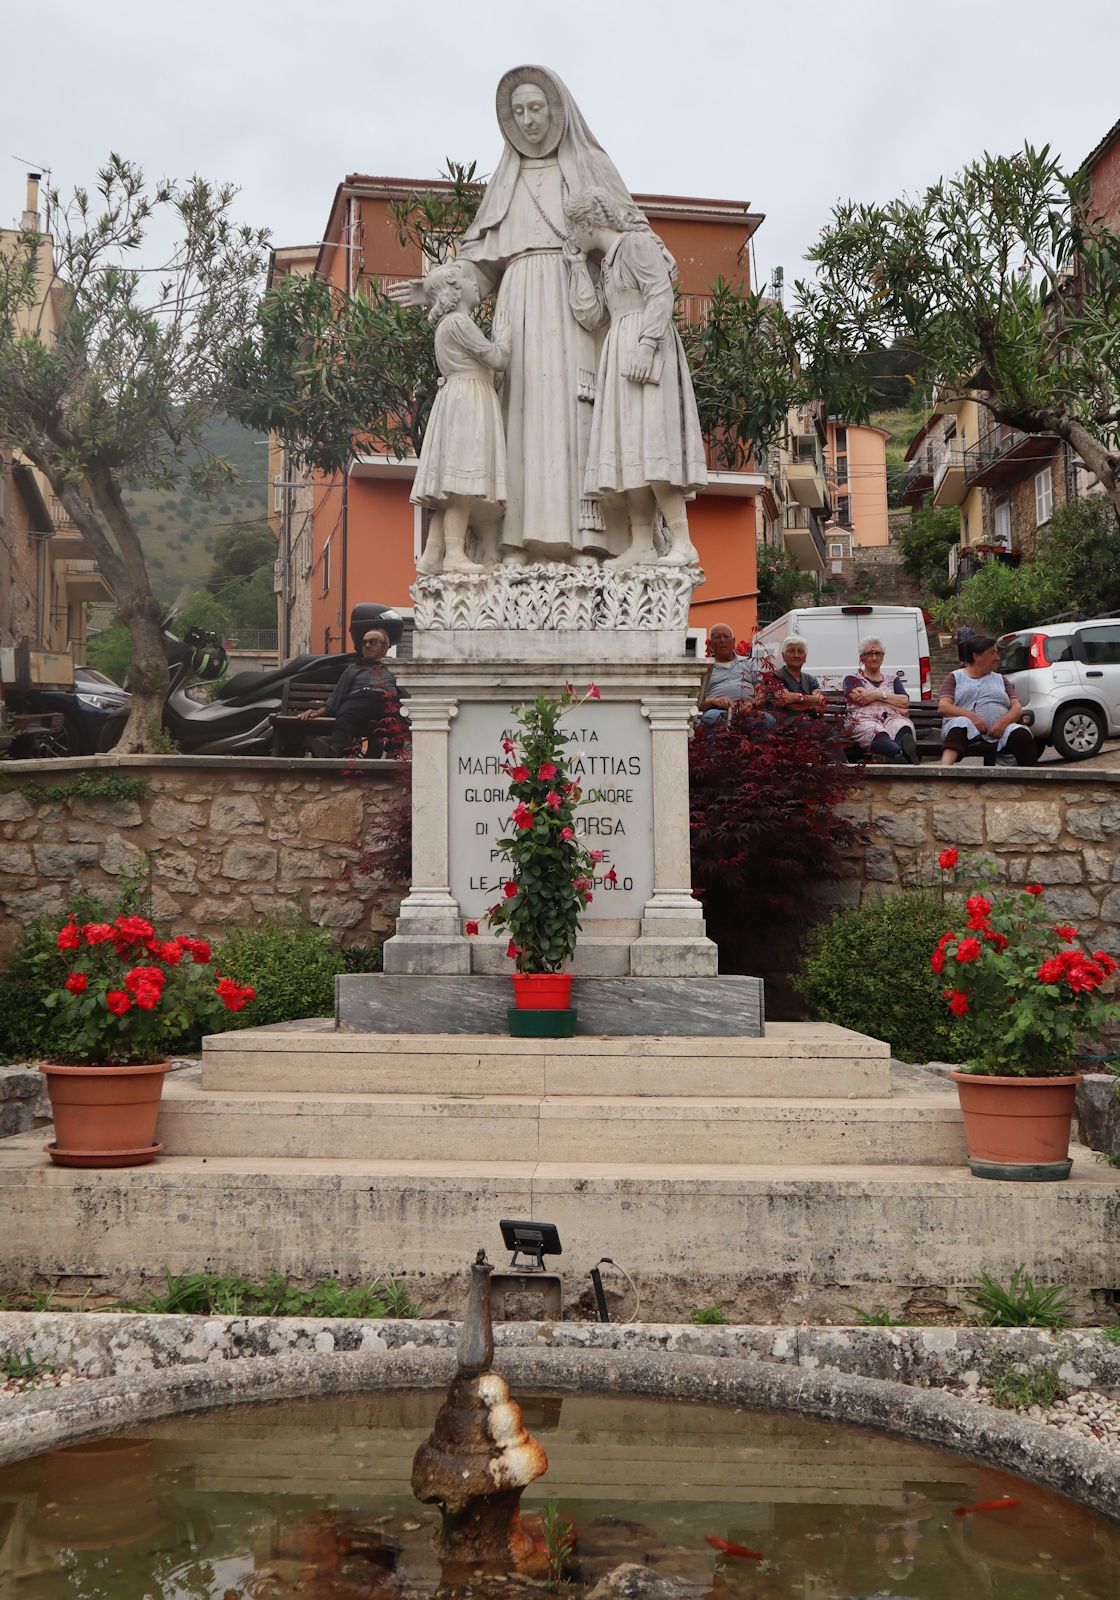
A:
[705, 1534, 763, 1560]
[952, 1495, 1020, 1518]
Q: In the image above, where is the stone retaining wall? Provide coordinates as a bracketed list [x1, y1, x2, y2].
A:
[832, 766, 1120, 957]
[0, 755, 408, 960]
[2, 759, 1118, 964]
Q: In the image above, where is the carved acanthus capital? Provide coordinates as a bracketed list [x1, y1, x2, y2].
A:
[412, 562, 703, 633]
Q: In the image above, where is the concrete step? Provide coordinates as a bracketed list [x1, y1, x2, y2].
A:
[156, 1074, 965, 1166]
[0, 1141, 1115, 1319]
[200, 1022, 892, 1099]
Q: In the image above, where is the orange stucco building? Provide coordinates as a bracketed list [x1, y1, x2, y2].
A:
[274, 177, 767, 658]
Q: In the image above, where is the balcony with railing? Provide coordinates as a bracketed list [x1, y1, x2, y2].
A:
[785, 433, 830, 510]
[56, 557, 113, 602]
[932, 444, 967, 507]
[900, 442, 939, 506]
[963, 426, 1059, 489]
[782, 505, 826, 572]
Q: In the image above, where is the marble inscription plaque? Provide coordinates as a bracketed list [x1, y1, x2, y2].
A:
[449, 701, 653, 920]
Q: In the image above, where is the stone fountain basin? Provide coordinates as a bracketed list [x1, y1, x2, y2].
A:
[0, 1315, 1118, 1521]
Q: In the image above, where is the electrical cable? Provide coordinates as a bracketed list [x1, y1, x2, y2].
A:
[595, 1257, 640, 1325]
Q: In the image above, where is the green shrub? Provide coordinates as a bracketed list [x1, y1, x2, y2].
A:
[794, 890, 969, 1063]
[212, 922, 383, 1028]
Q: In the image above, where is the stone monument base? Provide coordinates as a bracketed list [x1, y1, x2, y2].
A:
[382, 654, 718, 980]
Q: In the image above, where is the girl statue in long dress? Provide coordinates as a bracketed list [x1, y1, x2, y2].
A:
[563, 187, 707, 567]
[410, 263, 509, 575]
[389, 65, 642, 566]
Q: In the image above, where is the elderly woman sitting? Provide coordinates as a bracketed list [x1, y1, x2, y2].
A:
[843, 638, 918, 763]
[938, 635, 1038, 766]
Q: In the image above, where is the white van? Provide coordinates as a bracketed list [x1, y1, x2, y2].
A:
[750, 605, 933, 700]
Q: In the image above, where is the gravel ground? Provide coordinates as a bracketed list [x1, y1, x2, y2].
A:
[938, 1380, 1120, 1447]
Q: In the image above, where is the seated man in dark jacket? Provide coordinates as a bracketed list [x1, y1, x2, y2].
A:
[299, 627, 398, 756]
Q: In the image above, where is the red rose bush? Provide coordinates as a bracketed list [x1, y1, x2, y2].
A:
[469, 685, 610, 975]
[46, 913, 255, 1064]
[933, 853, 1119, 1076]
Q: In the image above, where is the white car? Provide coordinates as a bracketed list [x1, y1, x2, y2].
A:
[998, 616, 1120, 760]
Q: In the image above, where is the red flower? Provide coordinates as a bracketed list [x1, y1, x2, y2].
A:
[590, 849, 605, 863]
[82, 922, 114, 945]
[501, 738, 516, 754]
[944, 988, 969, 1017]
[510, 764, 530, 783]
[502, 881, 518, 899]
[938, 849, 958, 870]
[930, 948, 946, 975]
[587, 683, 601, 700]
[113, 915, 155, 945]
[984, 930, 1009, 952]
[216, 975, 255, 1013]
[106, 990, 131, 1016]
[604, 866, 618, 886]
[1054, 924, 1077, 941]
[538, 762, 558, 780]
[1025, 884, 1043, 895]
[125, 965, 166, 997]
[132, 985, 162, 1011]
[465, 920, 479, 936]
[966, 895, 991, 920]
[560, 826, 574, 841]
[159, 941, 183, 965]
[955, 937, 982, 964]
[189, 940, 211, 965]
[64, 971, 88, 994]
[511, 803, 533, 830]
[936, 931, 957, 951]
[505, 939, 522, 961]
[545, 790, 562, 810]
[57, 921, 80, 951]
[1092, 950, 1118, 976]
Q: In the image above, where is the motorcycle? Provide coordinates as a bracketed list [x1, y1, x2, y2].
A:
[97, 602, 404, 756]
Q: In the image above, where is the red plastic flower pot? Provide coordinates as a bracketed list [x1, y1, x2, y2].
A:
[949, 1071, 1081, 1181]
[40, 1061, 172, 1168]
[511, 973, 574, 1012]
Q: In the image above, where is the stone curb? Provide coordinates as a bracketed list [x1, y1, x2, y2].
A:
[1, 1316, 1119, 1517]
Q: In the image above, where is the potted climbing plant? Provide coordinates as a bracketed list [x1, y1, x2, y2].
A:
[40, 912, 255, 1168]
[468, 683, 615, 1033]
[932, 849, 1120, 1180]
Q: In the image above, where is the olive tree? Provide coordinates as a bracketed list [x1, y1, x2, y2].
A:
[0, 156, 266, 749]
[796, 145, 1120, 514]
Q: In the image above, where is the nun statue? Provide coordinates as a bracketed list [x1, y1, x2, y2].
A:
[390, 65, 646, 566]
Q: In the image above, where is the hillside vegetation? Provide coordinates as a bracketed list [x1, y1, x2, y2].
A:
[122, 416, 269, 602]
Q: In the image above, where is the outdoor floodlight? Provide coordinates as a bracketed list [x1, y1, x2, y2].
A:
[499, 1219, 562, 1272]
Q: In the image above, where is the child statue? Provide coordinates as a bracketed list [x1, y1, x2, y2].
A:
[412, 262, 509, 575]
[563, 187, 707, 567]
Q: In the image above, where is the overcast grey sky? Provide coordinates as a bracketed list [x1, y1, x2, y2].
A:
[6, 0, 1120, 294]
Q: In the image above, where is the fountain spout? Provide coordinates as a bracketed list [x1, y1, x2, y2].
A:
[411, 1251, 549, 1574]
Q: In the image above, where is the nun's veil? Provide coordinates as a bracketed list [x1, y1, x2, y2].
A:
[461, 65, 642, 244]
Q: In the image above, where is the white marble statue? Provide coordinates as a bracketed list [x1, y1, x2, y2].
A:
[411, 263, 509, 575]
[391, 64, 644, 565]
[564, 187, 706, 567]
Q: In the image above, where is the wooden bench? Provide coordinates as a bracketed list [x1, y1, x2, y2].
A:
[270, 680, 340, 757]
[820, 694, 1033, 765]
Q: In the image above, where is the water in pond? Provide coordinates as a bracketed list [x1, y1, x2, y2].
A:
[0, 1390, 1117, 1598]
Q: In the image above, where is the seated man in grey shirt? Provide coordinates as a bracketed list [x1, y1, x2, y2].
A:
[699, 623, 761, 726]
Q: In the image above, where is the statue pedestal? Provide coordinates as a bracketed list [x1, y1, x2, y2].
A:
[383, 634, 717, 980]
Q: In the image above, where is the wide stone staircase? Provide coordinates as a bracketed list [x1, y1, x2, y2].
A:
[1, 1016, 1116, 1321]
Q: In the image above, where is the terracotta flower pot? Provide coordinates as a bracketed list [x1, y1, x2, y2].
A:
[40, 1061, 172, 1168]
[949, 1070, 1081, 1181]
[511, 973, 574, 1012]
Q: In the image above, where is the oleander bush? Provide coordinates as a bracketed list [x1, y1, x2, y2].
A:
[794, 890, 969, 1063]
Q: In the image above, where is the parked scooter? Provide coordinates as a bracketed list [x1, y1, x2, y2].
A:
[98, 603, 404, 755]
